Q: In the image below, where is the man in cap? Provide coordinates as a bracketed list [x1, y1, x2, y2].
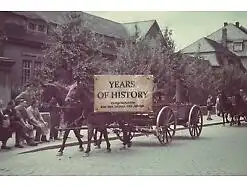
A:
[15, 84, 34, 106]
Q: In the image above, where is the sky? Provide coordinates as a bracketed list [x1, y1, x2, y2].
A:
[86, 11, 247, 50]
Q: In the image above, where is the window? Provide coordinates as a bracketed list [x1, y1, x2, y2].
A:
[22, 60, 32, 84]
[28, 22, 46, 33]
[28, 22, 36, 30]
[38, 24, 45, 32]
[233, 42, 243, 52]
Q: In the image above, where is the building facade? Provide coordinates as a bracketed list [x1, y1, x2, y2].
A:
[181, 22, 247, 71]
[0, 11, 165, 91]
[0, 57, 15, 105]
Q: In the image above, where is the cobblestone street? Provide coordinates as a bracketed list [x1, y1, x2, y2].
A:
[0, 115, 247, 176]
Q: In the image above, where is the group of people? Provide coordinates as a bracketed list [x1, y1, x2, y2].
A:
[0, 85, 61, 150]
[206, 89, 247, 120]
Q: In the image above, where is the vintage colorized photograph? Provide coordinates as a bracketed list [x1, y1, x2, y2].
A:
[1, 1, 247, 177]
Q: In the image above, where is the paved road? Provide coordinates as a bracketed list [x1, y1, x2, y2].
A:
[1, 115, 224, 155]
[0, 116, 247, 176]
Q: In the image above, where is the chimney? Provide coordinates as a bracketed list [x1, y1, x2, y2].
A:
[224, 22, 228, 27]
[222, 27, 227, 48]
[235, 22, 240, 27]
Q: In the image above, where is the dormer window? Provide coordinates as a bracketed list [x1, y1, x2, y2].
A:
[27, 21, 47, 33]
[38, 24, 45, 32]
[233, 41, 243, 52]
[28, 22, 36, 30]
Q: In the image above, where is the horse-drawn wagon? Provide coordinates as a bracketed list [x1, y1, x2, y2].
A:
[93, 75, 203, 147]
[41, 74, 203, 156]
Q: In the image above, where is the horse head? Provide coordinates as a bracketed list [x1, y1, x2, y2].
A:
[41, 82, 67, 106]
[65, 82, 93, 110]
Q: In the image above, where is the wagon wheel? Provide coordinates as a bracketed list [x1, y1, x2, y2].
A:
[244, 115, 247, 122]
[156, 106, 176, 145]
[188, 105, 203, 138]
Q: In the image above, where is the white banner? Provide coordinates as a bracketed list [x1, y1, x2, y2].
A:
[94, 75, 153, 112]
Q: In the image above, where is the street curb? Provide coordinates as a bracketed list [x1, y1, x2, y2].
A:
[18, 121, 225, 155]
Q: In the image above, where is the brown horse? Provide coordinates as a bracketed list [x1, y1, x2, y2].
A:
[41, 82, 86, 156]
[65, 81, 133, 156]
[64, 82, 113, 156]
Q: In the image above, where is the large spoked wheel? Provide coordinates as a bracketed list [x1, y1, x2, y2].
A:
[188, 105, 203, 138]
[244, 115, 247, 122]
[156, 106, 176, 145]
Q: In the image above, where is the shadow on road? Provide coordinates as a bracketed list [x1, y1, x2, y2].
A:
[223, 122, 247, 128]
[172, 135, 213, 141]
[132, 141, 169, 147]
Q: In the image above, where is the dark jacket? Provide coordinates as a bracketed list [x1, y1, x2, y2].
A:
[0, 110, 12, 141]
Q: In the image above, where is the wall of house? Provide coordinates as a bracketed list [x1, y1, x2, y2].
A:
[0, 70, 11, 105]
[207, 24, 247, 64]
[3, 42, 43, 86]
[226, 40, 247, 57]
[240, 57, 247, 70]
[186, 52, 219, 67]
[199, 53, 220, 66]
[145, 22, 163, 41]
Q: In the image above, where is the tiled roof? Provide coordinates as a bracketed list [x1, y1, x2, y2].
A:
[11, 12, 159, 41]
[122, 20, 156, 40]
[12, 11, 130, 40]
[239, 26, 247, 35]
[3, 20, 49, 45]
[206, 23, 247, 42]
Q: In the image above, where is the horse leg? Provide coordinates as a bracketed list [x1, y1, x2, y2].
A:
[222, 112, 225, 125]
[84, 125, 94, 157]
[73, 129, 84, 152]
[226, 113, 230, 123]
[96, 131, 103, 149]
[57, 129, 70, 156]
[93, 129, 102, 149]
[120, 124, 129, 150]
[93, 129, 98, 146]
[102, 128, 111, 153]
[238, 115, 241, 126]
[127, 128, 132, 148]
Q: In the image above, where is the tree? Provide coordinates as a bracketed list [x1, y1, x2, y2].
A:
[212, 63, 247, 95]
[107, 27, 214, 104]
[35, 12, 108, 89]
[108, 36, 174, 98]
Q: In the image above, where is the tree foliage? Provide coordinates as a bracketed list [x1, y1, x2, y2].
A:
[34, 12, 247, 105]
[35, 12, 108, 89]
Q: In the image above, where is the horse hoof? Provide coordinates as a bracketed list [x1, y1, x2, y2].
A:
[120, 146, 126, 150]
[79, 147, 84, 152]
[57, 152, 63, 156]
[107, 148, 111, 153]
[95, 146, 101, 149]
[83, 153, 89, 157]
[127, 142, 132, 148]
